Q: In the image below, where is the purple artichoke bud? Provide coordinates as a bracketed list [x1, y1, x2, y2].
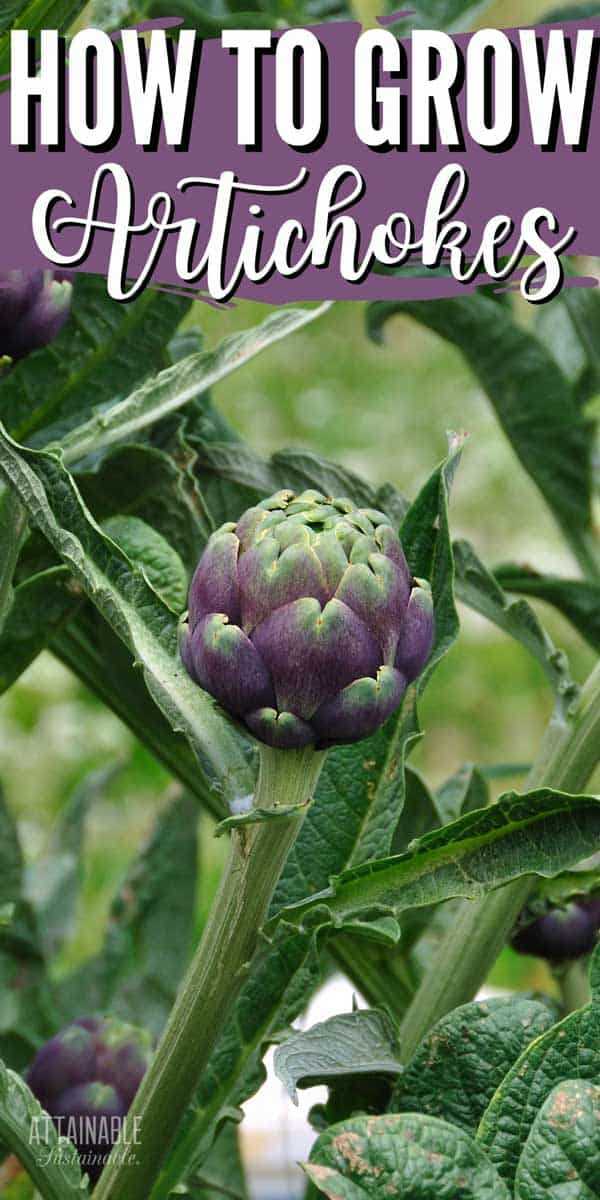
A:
[511, 900, 598, 963]
[26, 1016, 151, 1182]
[0, 271, 71, 360]
[180, 490, 434, 750]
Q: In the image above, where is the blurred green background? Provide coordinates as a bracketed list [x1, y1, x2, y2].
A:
[1, 0, 596, 1004]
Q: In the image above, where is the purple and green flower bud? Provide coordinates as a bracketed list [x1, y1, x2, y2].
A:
[180, 490, 434, 750]
[511, 897, 600, 963]
[0, 271, 72, 361]
[26, 1016, 151, 1182]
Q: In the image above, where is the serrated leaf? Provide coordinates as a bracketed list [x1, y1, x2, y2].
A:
[0, 1059, 88, 1199]
[0, 276, 188, 445]
[455, 540, 579, 711]
[57, 792, 197, 1035]
[494, 563, 600, 654]
[274, 789, 600, 935]
[390, 996, 556, 1132]
[57, 304, 331, 464]
[103, 515, 188, 613]
[368, 294, 594, 572]
[478, 944, 600, 1188]
[0, 431, 254, 808]
[305, 1112, 510, 1200]
[515, 1079, 600, 1200]
[274, 1009, 402, 1104]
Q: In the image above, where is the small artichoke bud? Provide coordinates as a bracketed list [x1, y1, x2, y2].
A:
[181, 490, 434, 750]
[511, 899, 600, 963]
[26, 1016, 151, 1182]
[0, 271, 71, 361]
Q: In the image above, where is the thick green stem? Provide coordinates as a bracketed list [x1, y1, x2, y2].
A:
[92, 745, 325, 1200]
[399, 661, 600, 1062]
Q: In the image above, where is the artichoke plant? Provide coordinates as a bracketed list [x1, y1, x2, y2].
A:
[180, 489, 434, 749]
[27, 1016, 151, 1181]
[0, 271, 71, 360]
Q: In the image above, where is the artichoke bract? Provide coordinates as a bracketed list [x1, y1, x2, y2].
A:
[26, 1016, 151, 1182]
[0, 271, 71, 360]
[180, 490, 434, 750]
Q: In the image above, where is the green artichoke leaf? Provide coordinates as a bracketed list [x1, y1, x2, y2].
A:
[539, 5, 600, 27]
[390, 996, 556, 1133]
[0, 484, 27, 633]
[52, 605, 220, 814]
[78, 441, 211, 574]
[478, 942, 600, 1189]
[390, 765, 440, 853]
[274, 1009, 402, 1105]
[0, 566, 82, 695]
[0, 428, 255, 808]
[183, 1120, 248, 1200]
[0, 276, 188, 446]
[435, 761, 489, 825]
[388, 0, 493, 32]
[530, 868, 600, 913]
[270, 789, 600, 936]
[400, 430, 463, 687]
[305, 1112, 510, 1200]
[0, 1059, 88, 1200]
[454, 539, 579, 714]
[515, 1079, 600, 1200]
[0, 786, 58, 1072]
[270, 447, 381, 510]
[56, 792, 197, 1037]
[494, 562, 600, 655]
[56, 303, 332, 465]
[215, 801, 310, 838]
[368, 292, 594, 575]
[102, 514, 188, 614]
[0, 784, 23, 911]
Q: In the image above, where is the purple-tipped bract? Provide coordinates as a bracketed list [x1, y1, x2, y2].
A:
[0, 271, 71, 360]
[26, 1015, 151, 1182]
[180, 490, 434, 749]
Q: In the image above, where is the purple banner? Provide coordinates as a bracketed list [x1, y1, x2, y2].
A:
[3, 14, 600, 303]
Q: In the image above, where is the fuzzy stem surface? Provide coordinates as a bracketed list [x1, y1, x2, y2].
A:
[93, 745, 325, 1200]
